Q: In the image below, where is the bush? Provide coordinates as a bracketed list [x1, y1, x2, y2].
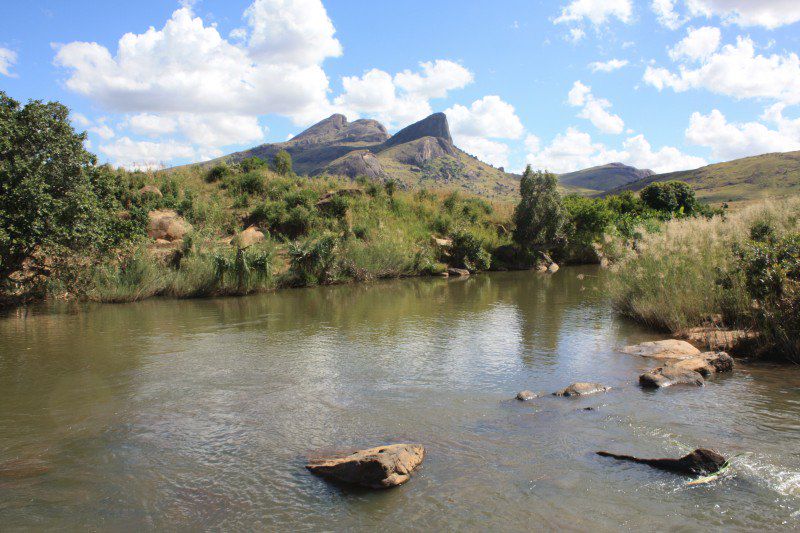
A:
[240, 157, 266, 173]
[288, 233, 339, 285]
[450, 229, 491, 271]
[272, 150, 292, 176]
[231, 171, 265, 195]
[206, 164, 229, 183]
[640, 181, 698, 215]
[513, 166, 564, 256]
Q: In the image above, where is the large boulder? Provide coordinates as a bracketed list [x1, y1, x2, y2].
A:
[306, 444, 425, 489]
[597, 448, 726, 476]
[516, 390, 539, 401]
[639, 351, 733, 388]
[447, 267, 470, 277]
[147, 210, 192, 242]
[138, 185, 163, 199]
[639, 367, 705, 388]
[671, 351, 734, 377]
[553, 382, 610, 397]
[622, 340, 701, 360]
[236, 225, 265, 248]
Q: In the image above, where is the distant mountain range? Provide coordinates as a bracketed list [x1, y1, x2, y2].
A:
[604, 151, 800, 204]
[557, 163, 654, 193]
[207, 112, 520, 199]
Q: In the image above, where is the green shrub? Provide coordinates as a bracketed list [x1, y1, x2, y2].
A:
[513, 166, 564, 256]
[272, 150, 292, 176]
[288, 233, 339, 285]
[232, 171, 265, 195]
[240, 157, 266, 173]
[640, 181, 698, 215]
[450, 229, 491, 271]
[206, 163, 230, 183]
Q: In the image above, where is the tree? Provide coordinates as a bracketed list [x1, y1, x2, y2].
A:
[0, 92, 130, 279]
[640, 181, 698, 215]
[272, 150, 292, 176]
[512, 166, 565, 254]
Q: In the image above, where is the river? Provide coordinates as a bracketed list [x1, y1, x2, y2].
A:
[1, 267, 799, 530]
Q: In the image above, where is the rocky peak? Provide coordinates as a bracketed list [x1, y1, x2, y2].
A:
[384, 112, 453, 148]
[290, 114, 389, 146]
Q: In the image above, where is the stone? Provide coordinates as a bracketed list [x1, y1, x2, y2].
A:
[147, 210, 193, 242]
[547, 263, 559, 273]
[306, 444, 425, 489]
[553, 382, 610, 397]
[236, 225, 265, 248]
[621, 340, 701, 360]
[516, 390, 539, 401]
[671, 351, 734, 377]
[431, 236, 452, 248]
[597, 448, 726, 476]
[138, 185, 163, 198]
[447, 267, 470, 277]
[683, 327, 756, 351]
[639, 367, 705, 388]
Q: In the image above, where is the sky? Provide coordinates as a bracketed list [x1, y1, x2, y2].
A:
[2, 0, 800, 174]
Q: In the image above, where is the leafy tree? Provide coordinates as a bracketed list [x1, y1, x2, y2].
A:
[640, 181, 698, 215]
[512, 166, 564, 253]
[562, 195, 614, 246]
[272, 150, 292, 176]
[0, 92, 131, 279]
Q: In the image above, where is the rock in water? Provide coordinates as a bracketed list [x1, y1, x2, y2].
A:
[447, 267, 470, 277]
[639, 367, 705, 388]
[516, 390, 538, 401]
[306, 444, 425, 489]
[553, 382, 610, 397]
[597, 448, 726, 476]
[621, 340, 701, 360]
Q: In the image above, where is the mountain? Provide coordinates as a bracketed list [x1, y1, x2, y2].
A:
[208, 113, 520, 199]
[558, 163, 654, 193]
[604, 151, 800, 204]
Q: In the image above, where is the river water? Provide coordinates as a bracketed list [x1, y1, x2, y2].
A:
[1, 267, 799, 531]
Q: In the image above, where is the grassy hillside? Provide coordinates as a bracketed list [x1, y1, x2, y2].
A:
[559, 163, 653, 192]
[606, 151, 800, 204]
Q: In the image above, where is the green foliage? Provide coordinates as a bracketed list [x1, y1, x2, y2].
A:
[213, 246, 275, 292]
[450, 229, 492, 271]
[640, 181, 698, 215]
[272, 150, 293, 176]
[561, 195, 615, 247]
[206, 163, 230, 183]
[231, 171, 265, 195]
[0, 91, 136, 279]
[288, 233, 339, 285]
[513, 166, 565, 254]
[384, 179, 397, 197]
[240, 156, 266, 173]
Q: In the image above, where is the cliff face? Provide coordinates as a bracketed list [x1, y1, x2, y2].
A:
[383, 112, 453, 148]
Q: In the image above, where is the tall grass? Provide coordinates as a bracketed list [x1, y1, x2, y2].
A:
[609, 198, 800, 343]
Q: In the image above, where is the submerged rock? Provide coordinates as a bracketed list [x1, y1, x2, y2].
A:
[639, 367, 705, 388]
[515, 390, 539, 401]
[553, 382, 610, 397]
[306, 444, 425, 489]
[597, 448, 726, 476]
[622, 340, 701, 360]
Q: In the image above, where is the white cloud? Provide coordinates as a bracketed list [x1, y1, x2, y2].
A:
[176, 114, 265, 147]
[686, 0, 800, 29]
[652, 0, 688, 29]
[445, 95, 524, 168]
[555, 0, 634, 25]
[526, 127, 704, 174]
[644, 36, 800, 104]
[567, 81, 625, 134]
[243, 0, 342, 65]
[568, 28, 586, 43]
[588, 58, 629, 72]
[394, 60, 474, 99]
[89, 124, 115, 140]
[668, 26, 721, 62]
[686, 108, 800, 160]
[334, 60, 473, 129]
[99, 137, 196, 170]
[70, 112, 91, 128]
[0, 47, 17, 77]
[128, 114, 178, 137]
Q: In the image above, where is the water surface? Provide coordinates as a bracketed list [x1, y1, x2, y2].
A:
[1, 268, 799, 530]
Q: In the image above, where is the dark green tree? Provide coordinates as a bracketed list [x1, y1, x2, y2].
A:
[272, 150, 292, 176]
[512, 166, 565, 254]
[0, 92, 131, 278]
[640, 181, 698, 215]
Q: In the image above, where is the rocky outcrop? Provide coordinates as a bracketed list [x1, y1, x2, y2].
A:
[384, 113, 453, 148]
[639, 351, 734, 388]
[597, 448, 726, 476]
[639, 367, 706, 388]
[289, 114, 389, 146]
[622, 340, 701, 360]
[553, 382, 610, 397]
[447, 267, 470, 277]
[396, 137, 459, 165]
[516, 390, 539, 401]
[325, 151, 386, 179]
[306, 444, 425, 489]
[236, 225, 265, 248]
[147, 210, 192, 242]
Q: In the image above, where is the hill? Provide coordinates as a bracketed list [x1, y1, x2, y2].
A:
[558, 162, 653, 193]
[604, 151, 800, 204]
[203, 113, 520, 200]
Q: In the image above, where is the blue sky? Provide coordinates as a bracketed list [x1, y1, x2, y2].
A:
[2, 0, 800, 173]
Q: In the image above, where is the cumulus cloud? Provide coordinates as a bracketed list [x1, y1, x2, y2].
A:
[668, 26, 721, 62]
[0, 47, 17, 77]
[554, 0, 633, 25]
[686, 108, 800, 160]
[526, 127, 705, 174]
[652, 0, 688, 29]
[567, 81, 625, 134]
[588, 58, 629, 72]
[686, 0, 800, 29]
[334, 60, 473, 128]
[89, 124, 115, 140]
[128, 114, 178, 137]
[445, 95, 524, 168]
[644, 36, 800, 104]
[99, 137, 196, 170]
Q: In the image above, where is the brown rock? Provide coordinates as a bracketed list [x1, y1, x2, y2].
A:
[671, 351, 734, 377]
[447, 267, 470, 277]
[597, 448, 726, 476]
[547, 263, 559, 273]
[138, 185, 163, 198]
[684, 327, 757, 351]
[431, 236, 452, 248]
[622, 340, 701, 360]
[306, 444, 425, 489]
[516, 390, 539, 401]
[553, 382, 610, 397]
[236, 225, 265, 248]
[147, 210, 192, 242]
[639, 367, 705, 388]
